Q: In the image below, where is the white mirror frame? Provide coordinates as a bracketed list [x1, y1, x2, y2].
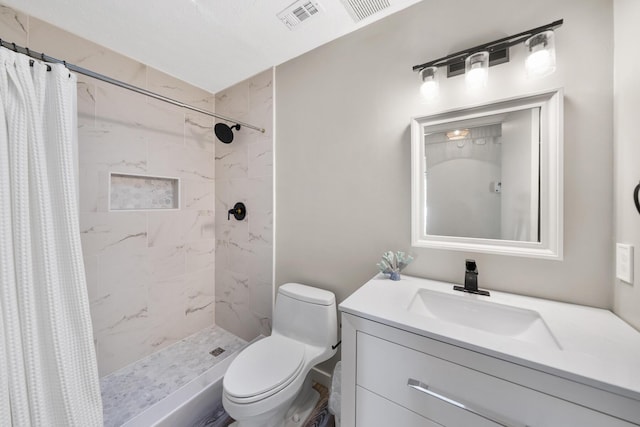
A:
[411, 89, 563, 260]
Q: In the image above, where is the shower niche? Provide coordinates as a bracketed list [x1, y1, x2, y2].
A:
[109, 172, 180, 211]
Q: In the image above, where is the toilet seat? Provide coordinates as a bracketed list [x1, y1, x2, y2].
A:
[224, 335, 305, 404]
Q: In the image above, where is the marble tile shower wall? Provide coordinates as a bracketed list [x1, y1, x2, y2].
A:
[0, 6, 217, 376]
[215, 69, 274, 341]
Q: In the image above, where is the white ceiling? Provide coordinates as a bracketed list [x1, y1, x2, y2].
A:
[5, 0, 423, 93]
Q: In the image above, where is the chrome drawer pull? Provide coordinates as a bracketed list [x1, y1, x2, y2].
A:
[407, 378, 528, 427]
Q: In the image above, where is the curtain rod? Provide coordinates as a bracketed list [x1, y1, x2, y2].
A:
[0, 39, 265, 134]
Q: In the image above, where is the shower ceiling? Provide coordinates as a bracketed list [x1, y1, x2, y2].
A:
[3, 0, 423, 93]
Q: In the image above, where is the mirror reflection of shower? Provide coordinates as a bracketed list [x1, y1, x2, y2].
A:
[422, 108, 541, 242]
[215, 122, 241, 143]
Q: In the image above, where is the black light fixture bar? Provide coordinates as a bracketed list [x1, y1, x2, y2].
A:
[412, 19, 563, 74]
[447, 45, 510, 78]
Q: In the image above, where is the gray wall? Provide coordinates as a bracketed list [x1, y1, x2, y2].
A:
[275, 0, 614, 308]
[613, 0, 640, 330]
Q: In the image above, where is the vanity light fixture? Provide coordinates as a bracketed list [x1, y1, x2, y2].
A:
[524, 30, 556, 78]
[465, 51, 489, 89]
[413, 19, 563, 96]
[419, 66, 439, 99]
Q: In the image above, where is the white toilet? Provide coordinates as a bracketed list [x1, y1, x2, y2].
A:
[222, 283, 338, 427]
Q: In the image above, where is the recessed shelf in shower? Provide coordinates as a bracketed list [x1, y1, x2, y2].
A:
[109, 172, 180, 211]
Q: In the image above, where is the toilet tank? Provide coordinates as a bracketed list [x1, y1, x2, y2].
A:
[273, 283, 338, 350]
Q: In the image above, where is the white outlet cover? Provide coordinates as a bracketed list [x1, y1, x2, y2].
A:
[616, 243, 634, 284]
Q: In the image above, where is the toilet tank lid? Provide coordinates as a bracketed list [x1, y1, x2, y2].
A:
[278, 283, 335, 306]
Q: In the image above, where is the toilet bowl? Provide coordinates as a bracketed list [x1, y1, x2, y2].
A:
[222, 283, 338, 427]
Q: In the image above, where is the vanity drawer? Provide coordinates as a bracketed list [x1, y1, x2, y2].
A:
[356, 332, 634, 427]
[356, 386, 443, 427]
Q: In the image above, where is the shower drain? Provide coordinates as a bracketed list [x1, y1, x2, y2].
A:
[209, 347, 225, 357]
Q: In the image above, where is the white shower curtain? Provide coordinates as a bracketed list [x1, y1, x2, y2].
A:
[0, 47, 103, 426]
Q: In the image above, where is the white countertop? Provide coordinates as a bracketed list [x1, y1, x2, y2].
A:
[339, 274, 640, 401]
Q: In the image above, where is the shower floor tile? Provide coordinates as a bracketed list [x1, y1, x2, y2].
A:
[100, 325, 246, 427]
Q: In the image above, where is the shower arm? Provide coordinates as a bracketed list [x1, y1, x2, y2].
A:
[0, 38, 266, 134]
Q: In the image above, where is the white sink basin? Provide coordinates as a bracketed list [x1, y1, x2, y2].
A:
[408, 289, 561, 349]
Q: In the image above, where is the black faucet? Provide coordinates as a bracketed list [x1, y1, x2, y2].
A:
[464, 259, 478, 291]
[453, 259, 490, 296]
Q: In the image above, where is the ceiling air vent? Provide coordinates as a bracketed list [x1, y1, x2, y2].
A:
[340, 0, 390, 22]
[277, 0, 322, 30]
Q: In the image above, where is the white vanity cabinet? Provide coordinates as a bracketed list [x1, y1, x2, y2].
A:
[339, 276, 640, 427]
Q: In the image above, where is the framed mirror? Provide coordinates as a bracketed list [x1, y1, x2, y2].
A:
[411, 89, 563, 259]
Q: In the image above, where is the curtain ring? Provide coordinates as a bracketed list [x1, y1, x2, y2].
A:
[25, 47, 30, 57]
[41, 52, 51, 71]
[12, 42, 17, 52]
